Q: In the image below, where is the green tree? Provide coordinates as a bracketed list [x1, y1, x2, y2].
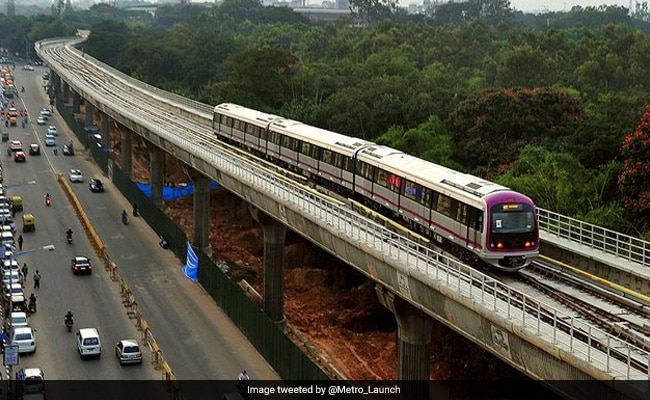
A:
[497, 146, 602, 216]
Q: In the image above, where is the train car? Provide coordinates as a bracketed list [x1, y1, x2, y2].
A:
[354, 149, 538, 270]
[213, 103, 539, 271]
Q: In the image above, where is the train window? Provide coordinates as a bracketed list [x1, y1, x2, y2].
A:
[403, 180, 419, 201]
[322, 149, 333, 165]
[233, 119, 243, 131]
[420, 188, 432, 207]
[261, 128, 268, 141]
[300, 142, 310, 156]
[436, 194, 453, 218]
[376, 169, 388, 186]
[246, 124, 260, 138]
[221, 115, 232, 127]
[269, 131, 281, 145]
[341, 156, 354, 172]
[310, 145, 320, 159]
[457, 204, 468, 225]
[333, 153, 343, 168]
[357, 162, 373, 180]
[386, 173, 401, 192]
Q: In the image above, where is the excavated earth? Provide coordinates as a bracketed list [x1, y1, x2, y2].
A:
[116, 133, 531, 384]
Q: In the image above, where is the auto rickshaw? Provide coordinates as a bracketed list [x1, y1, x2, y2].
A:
[22, 213, 35, 232]
[11, 196, 23, 212]
[1, 130, 8, 142]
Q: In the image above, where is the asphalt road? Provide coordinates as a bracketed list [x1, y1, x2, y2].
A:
[3, 63, 279, 388]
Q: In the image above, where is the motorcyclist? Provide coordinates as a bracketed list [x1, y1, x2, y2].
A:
[65, 310, 74, 324]
[28, 293, 36, 311]
[45, 193, 51, 205]
[20, 86, 24, 93]
[66, 228, 73, 242]
[121, 209, 128, 224]
[237, 370, 250, 389]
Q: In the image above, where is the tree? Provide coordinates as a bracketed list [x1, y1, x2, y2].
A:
[446, 87, 582, 175]
[349, 0, 399, 23]
[618, 104, 650, 218]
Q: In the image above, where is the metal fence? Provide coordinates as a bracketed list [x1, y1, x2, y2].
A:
[538, 208, 650, 267]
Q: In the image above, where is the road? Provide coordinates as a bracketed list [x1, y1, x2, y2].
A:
[2, 63, 279, 392]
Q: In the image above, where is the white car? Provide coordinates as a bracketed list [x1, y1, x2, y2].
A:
[36, 117, 46, 125]
[44, 135, 55, 147]
[39, 109, 50, 117]
[11, 326, 36, 354]
[22, 65, 34, 71]
[69, 169, 83, 183]
[47, 126, 57, 136]
[9, 311, 28, 328]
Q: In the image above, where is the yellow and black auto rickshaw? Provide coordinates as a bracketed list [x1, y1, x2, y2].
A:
[22, 213, 35, 232]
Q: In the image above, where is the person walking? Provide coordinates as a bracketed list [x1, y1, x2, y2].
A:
[17, 234, 23, 251]
[21, 263, 27, 280]
[33, 270, 41, 289]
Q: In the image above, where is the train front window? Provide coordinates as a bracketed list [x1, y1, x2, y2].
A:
[491, 203, 535, 234]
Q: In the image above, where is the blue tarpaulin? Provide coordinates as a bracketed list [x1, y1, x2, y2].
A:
[136, 181, 220, 201]
[182, 241, 198, 281]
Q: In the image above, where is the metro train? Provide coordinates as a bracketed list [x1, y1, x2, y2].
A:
[212, 103, 539, 271]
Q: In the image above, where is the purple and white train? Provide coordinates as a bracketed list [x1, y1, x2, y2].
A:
[212, 103, 539, 271]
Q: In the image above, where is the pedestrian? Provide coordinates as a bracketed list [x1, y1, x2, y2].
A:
[33, 270, 40, 289]
[17, 234, 22, 251]
[21, 263, 27, 280]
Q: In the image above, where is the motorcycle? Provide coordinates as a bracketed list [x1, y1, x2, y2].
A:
[121, 211, 128, 225]
[64, 317, 73, 332]
[45, 197, 51, 206]
[66, 234, 72, 244]
[28, 301, 36, 314]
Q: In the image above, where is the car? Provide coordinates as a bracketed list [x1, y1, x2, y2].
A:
[2, 259, 19, 273]
[9, 140, 22, 152]
[71, 256, 92, 274]
[5, 283, 23, 298]
[62, 144, 73, 156]
[35, 116, 46, 125]
[46, 126, 57, 136]
[9, 311, 28, 328]
[114, 339, 142, 365]
[11, 326, 36, 354]
[2, 271, 21, 287]
[16, 367, 44, 394]
[89, 178, 104, 193]
[39, 109, 50, 117]
[44, 135, 55, 147]
[76, 328, 101, 359]
[13, 151, 26, 162]
[29, 144, 40, 155]
[22, 65, 34, 71]
[68, 169, 83, 183]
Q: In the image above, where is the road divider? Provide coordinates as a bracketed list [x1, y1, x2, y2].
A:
[57, 172, 179, 396]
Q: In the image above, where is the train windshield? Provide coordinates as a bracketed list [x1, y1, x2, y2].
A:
[490, 203, 535, 234]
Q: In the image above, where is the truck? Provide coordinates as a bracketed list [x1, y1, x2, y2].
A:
[7, 108, 18, 126]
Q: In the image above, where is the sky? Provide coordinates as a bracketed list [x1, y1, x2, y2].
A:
[504, 0, 632, 13]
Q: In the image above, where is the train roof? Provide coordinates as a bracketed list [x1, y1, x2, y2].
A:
[272, 119, 372, 155]
[214, 103, 277, 127]
[361, 150, 510, 200]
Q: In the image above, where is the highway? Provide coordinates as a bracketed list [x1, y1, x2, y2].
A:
[1, 63, 279, 391]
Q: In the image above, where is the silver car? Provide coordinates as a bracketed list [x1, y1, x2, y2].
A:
[114, 339, 142, 365]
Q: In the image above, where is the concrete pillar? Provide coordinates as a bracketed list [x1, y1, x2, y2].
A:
[149, 145, 164, 208]
[85, 103, 94, 127]
[62, 81, 69, 104]
[186, 168, 211, 257]
[249, 206, 287, 331]
[376, 286, 431, 399]
[101, 114, 110, 151]
[72, 91, 80, 113]
[120, 128, 132, 178]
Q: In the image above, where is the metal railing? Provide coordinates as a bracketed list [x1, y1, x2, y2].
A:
[538, 208, 650, 267]
[38, 38, 650, 383]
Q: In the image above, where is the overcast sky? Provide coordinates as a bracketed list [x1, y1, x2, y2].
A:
[502, 0, 631, 13]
